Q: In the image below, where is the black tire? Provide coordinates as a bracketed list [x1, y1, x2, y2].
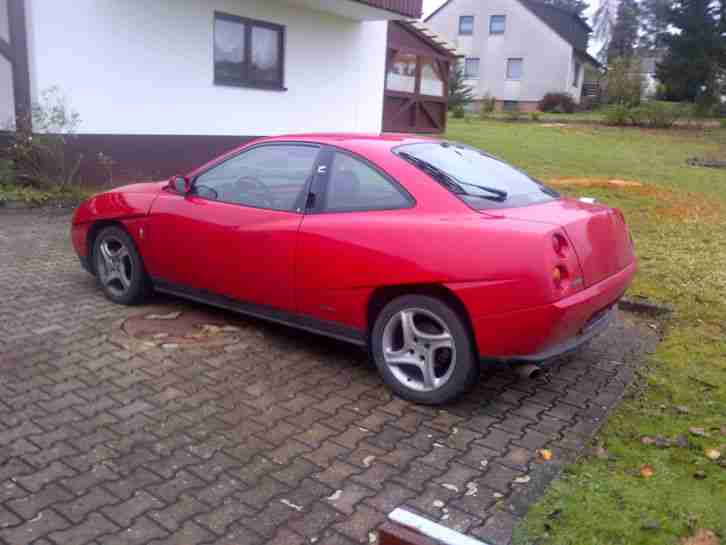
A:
[370, 295, 479, 405]
[93, 225, 151, 305]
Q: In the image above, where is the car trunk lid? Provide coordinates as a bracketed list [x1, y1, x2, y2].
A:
[490, 198, 635, 287]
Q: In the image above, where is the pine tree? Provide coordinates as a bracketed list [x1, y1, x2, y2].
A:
[543, 0, 589, 17]
[448, 63, 474, 111]
[656, 0, 725, 101]
[593, 0, 619, 62]
[607, 0, 641, 62]
[640, 0, 670, 50]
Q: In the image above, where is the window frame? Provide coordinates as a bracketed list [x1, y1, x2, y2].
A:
[189, 142, 322, 213]
[458, 15, 474, 35]
[213, 11, 286, 91]
[312, 146, 416, 214]
[464, 57, 480, 79]
[506, 57, 523, 80]
[489, 15, 506, 35]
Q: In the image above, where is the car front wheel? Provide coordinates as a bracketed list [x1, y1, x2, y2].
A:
[371, 295, 479, 405]
[93, 226, 150, 305]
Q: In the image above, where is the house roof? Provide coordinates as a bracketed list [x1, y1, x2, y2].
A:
[425, 0, 601, 67]
[353, 0, 422, 18]
[402, 20, 462, 57]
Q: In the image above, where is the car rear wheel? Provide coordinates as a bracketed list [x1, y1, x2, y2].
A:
[371, 295, 479, 405]
[93, 226, 150, 305]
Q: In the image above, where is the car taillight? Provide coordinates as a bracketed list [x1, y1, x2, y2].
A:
[552, 265, 569, 289]
[552, 233, 569, 257]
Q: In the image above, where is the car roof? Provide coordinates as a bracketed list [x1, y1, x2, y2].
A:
[252, 133, 440, 152]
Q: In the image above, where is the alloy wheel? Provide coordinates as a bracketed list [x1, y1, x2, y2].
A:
[381, 307, 457, 392]
[96, 236, 133, 297]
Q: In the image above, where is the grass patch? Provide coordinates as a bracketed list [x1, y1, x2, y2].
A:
[0, 183, 94, 207]
[445, 119, 726, 544]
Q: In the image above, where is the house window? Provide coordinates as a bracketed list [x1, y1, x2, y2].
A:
[214, 12, 285, 90]
[464, 58, 480, 79]
[490, 15, 506, 34]
[459, 16, 474, 35]
[506, 58, 523, 80]
[572, 60, 581, 87]
[420, 58, 445, 97]
[386, 52, 417, 93]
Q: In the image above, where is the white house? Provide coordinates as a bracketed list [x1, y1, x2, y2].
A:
[2, 0, 462, 183]
[425, 0, 600, 111]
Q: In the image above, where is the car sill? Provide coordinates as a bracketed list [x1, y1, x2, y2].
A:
[152, 278, 367, 348]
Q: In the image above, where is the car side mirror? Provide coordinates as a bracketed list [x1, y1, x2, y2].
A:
[169, 175, 190, 194]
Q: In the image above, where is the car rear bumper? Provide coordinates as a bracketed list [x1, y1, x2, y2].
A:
[471, 260, 637, 361]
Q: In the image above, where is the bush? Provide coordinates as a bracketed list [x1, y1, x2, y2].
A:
[479, 94, 496, 116]
[604, 101, 687, 128]
[604, 104, 632, 126]
[539, 92, 576, 113]
[605, 58, 643, 106]
[452, 104, 466, 119]
[0, 159, 14, 184]
[4, 86, 83, 189]
[505, 109, 523, 121]
[530, 112, 541, 122]
[637, 102, 686, 128]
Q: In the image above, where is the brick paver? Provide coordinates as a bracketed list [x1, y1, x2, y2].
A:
[0, 210, 656, 545]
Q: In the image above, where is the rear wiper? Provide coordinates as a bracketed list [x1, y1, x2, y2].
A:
[398, 152, 508, 201]
[398, 152, 466, 195]
[533, 178, 560, 198]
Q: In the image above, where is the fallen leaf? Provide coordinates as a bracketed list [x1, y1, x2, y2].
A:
[493, 492, 504, 499]
[538, 449, 553, 461]
[362, 455, 376, 468]
[433, 500, 445, 508]
[690, 427, 708, 437]
[640, 464, 655, 478]
[693, 470, 707, 480]
[641, 436, 656, 445]
[280, 499, 303, 512]
[655, 436, 671, 449]
[676, 406, 690, 414]
[679, 528, 720, 545]
[326, 490, 342, 501]
[705, 449, 721, 461]
[441, 483, 459, 492]
[368, 532, 377, 544]
[161, 343, 179, 351]
[514, 475, 531, 484]
[594, 446, 609, 459]
[146, 311, 182, 320]
[721, 426, 726, 436]
[480, 460, 489, 468]
[465, 482, 478, 497]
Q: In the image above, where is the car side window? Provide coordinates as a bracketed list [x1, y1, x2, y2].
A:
[323, 152, 411, 212]
[192, 144, 319, 211]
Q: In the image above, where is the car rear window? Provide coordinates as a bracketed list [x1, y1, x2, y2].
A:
[394, 142, 558, 209]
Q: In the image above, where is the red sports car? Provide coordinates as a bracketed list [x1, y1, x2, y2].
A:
[72, 134, 636, 404]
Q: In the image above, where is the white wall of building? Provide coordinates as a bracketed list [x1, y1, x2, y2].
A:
[427, 0, 574, 103]
[0, 0, 13, 127]
[26, 0, 388, 135]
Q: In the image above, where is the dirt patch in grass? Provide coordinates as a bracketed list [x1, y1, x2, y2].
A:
[547, 177, 644, 188]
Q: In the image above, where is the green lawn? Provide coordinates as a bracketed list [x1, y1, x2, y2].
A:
[445, 119, 726, 545]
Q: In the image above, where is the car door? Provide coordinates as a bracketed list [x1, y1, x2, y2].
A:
[145, 143, 322, 313]
[296, 147, 415, 332]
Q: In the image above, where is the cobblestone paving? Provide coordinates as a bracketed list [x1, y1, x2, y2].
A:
[0, 210, 657, 545]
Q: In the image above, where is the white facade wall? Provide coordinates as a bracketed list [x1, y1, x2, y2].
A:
[25, 0, 388, 135]
[427, 0, 577, 103]
[0, 0, 13, 126]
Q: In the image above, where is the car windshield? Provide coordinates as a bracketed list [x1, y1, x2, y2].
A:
[395, 141, 558, 209]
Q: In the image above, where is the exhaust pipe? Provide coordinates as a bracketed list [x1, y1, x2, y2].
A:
[513, 363, 543, 380]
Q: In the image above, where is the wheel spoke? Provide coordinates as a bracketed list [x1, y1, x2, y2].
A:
[99, 241, 114, 265]
[411, 321, 452, 343]
[399, 310, 416, 349]
[119, 269, 131, 289]
[422, 349, 438, 390]
[103, 270, 120, 286]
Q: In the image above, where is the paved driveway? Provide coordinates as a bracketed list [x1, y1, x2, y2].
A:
[0, 210, 656, 545]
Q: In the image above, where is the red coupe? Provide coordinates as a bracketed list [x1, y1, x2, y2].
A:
[72, 134, 636, 404]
